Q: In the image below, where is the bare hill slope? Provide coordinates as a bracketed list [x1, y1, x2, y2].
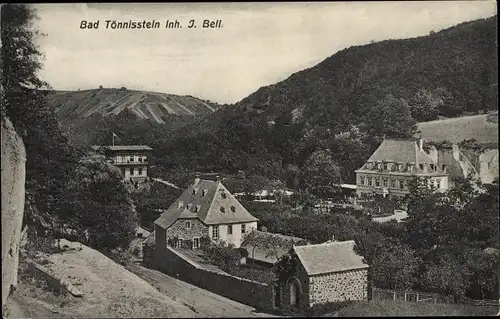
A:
[47, 88, 219, 124]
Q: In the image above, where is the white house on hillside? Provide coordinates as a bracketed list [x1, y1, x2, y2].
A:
[154, 176, 258, 249]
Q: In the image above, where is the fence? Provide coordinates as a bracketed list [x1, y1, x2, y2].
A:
[372, 287, 437, 303]
[371, 287, 500, 309]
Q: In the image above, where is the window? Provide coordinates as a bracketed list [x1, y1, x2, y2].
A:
[391, 179, 396, 188]
[185, 221, 191, 229]
[177, 238, 183, 249]
[221, 192, 227, 199]
[230, 206, 236, 212]
[368, 178, 373, 186]
[419, 164, 424, 170]
[399, 179, 405, 189]
[241, 224, 246, 234]
[436, 179, 441, 189]
[220, 207, 226, 213]
[375, 179, 380, 187]
[383, 179, 388, 187]
[212, 225, 219, 239]
[360, 176, 365, 186]
[138, 167, 143, 176]
[193, 237, 200, 249]
[383, 163, 388, 170]
[227, 225, 233, 235]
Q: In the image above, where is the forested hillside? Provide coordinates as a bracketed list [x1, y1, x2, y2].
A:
[62, 16, 498, 191]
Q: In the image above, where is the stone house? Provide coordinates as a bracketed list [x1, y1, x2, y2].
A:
[91, 145, 153, 181]
[154, 176, 258, 250]
[277, 240, 369, 309]
[240, 230, 308, 267]
[355, 138, 449, 199]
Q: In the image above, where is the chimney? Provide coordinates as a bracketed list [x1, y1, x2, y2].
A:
[415, 142, 420, 169]
[442, 164, 447, 173]
[419, 138, 424, 151]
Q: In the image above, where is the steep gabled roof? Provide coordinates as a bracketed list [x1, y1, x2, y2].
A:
[367, 139, 435, 164]
[154, 179, 258, 229]
[293, 240, 368, 276]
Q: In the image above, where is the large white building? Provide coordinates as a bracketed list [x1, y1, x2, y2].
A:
[355, 139, 449, 199]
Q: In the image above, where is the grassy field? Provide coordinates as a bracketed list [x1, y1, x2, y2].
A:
[417, 114, 498, 145]
[331, 300, 498, 317]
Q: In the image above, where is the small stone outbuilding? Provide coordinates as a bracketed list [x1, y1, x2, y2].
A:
[277, 240, 369, 309]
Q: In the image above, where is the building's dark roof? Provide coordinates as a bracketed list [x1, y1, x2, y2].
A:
[92, 145, 153, 151]
[241, 230, 308, 264]
[417, 114, 498, 146]
[294, 240, 369, 276]
[154, 179, 258, 229]
[368, 139, 435, 164]
[356, 139, 447, 175]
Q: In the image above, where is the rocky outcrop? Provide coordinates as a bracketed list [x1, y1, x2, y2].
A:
[1, 117, 27, 307]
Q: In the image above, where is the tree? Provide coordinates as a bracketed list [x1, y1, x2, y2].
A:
[366, 94, 417, 139]
[63, 154, 137, 250]
[1, 4, 80, 229]
[301, 149, 341, 198]
[355, 234, 421, 291]
[330, 125, 371, 183]
[408, 89, 442, 122]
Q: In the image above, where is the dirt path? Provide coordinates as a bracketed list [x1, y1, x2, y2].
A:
[16, 239, 197, 318]
[126, 262, 277, 317]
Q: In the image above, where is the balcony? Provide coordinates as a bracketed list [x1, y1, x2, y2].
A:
[111, 159, 148, 165]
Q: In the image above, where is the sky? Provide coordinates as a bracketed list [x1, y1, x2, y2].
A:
[33, 2, 497, 104]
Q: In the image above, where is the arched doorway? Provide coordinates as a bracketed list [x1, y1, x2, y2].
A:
[289, 279, 300, 306]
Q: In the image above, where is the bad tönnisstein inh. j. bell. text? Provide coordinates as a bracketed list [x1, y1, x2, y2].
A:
[79, 19, 223, 29]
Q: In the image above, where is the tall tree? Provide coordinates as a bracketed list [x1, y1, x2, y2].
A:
[365, 94, 417, 139]
[63, 154, 138, 250]
[1, 4, 79, 228]
[301, 149, 341, 198]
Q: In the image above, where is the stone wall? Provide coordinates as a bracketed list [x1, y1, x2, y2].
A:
[166, 218, 209, 245]
[145, 244, 274, 311]
[309, 268, 369, 306]
[1, 117, 27, 307]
